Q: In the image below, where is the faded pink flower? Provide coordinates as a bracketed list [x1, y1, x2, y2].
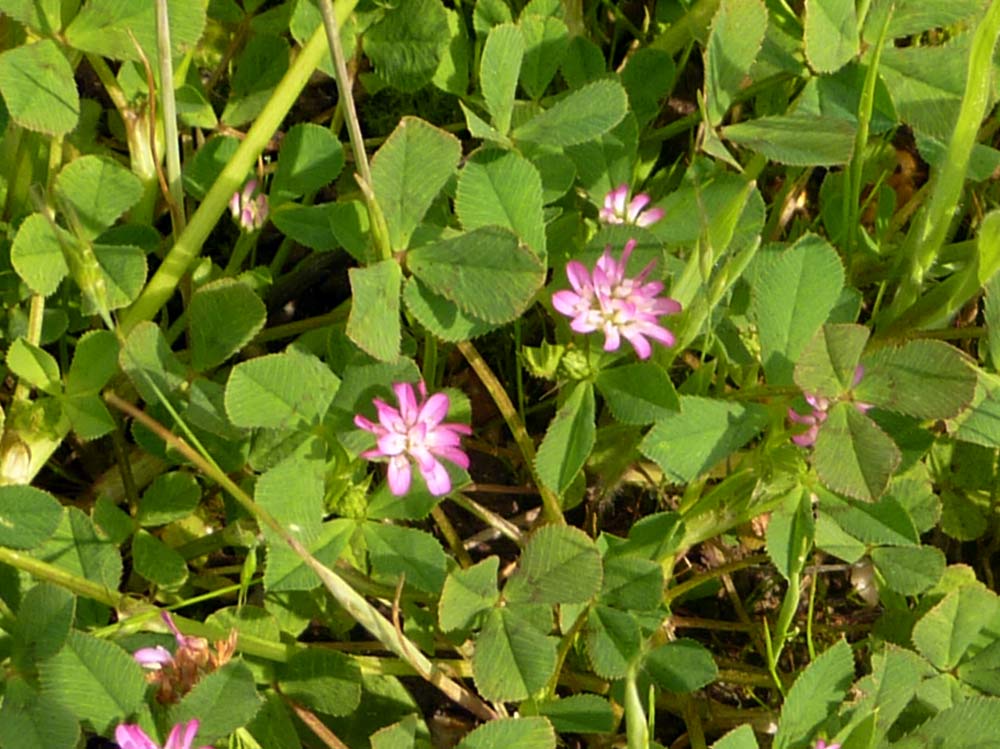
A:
[814, 741, 840, 749]
[133, 611, 236, 704]
[228, 179, 268, 232]
[355, 382, 472, 496]
[115, 719, 211, 749]
[599, 184, 665, 227]
[788, 365, 871, 447]
[552, 239, 681, 359]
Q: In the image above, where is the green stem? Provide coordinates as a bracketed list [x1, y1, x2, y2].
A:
[624, 664, 650, 749]
[224, 231, 259, 275]
[156, 0, 187, 235]
[843, 5, 892, 256]
[119, 5, 358, 335]
[883, 1, 1000, 324]
[458, 340, 565, 525]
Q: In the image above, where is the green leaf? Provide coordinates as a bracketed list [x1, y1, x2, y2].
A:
[566, 115, 638, 201]
[584, 605, 641, 678]
[83, 243, 146, 313]
[371, 117, 462, 250]
[640, 397, 768, 483]
[132, 529, 188, 587]
[54, 156, 143, 240]
[704, 0, 768, 126]
[271, 123, 344, 203]
[39, 630, 146, 734]
[481, 23, 523, 134]
[119, 321, 187, 404]
[879, 40, 966, 140]
[456, 148, 546, 257]
[612, 511, 685, 562]
[0, 678, 79, 749]
[371, 714, 418, 749]
[66, 330, 119, 395]
[889, 696, 1000, 748]
[857, 339, 976, 419]
[818, 491, 919, 546]
[168, 661, 262, 743]
[433, 7, 471, 95]
[751, 235, 845, 386]
[595, 362, 680, 425]
[0, 39, 79, 135]
[519, 14, 569, 100]
[363, 522, 448, 594]
[535, 695, 615, 734]
[645, 639, 718, 693]
[10, 212, 71, 296]
[765, 489, 814, 581]
[35, 509, 122, 613]
[402, 277, 503, 342]
[723, 114, 856, 166]
[506, 524, 603, 605]
[277, 648, 362, 717]
[871, 544, 945, 596]
[473, 608, 558, 701]
[804, 0, 859, 74]
[814, 402, 901, 501]
[365, 0, 449, 91]
[7, 338, 61, 395]
[246, 694, 303, 749]
[534, 382, 595, 496]
[512, 78, 629, 147]
[0, 485, 63, 549]
[0, 0, 65, 33]
[407, 226, 545, 324]
[456, 716, 555, 749]
[189, 279, 267, 372]
[772, 639, 854, 749]
[137, 471, 200, 526]
[271, 203, 339, 251]
[869, 0, 983, 40]
[712, 725, 759, 749]
[600, 555, 664, 611]
[913, 585, 1000, 671]
[14, 583, 74, 662]
[64, 0, 206, 65]
[439, 556, 500, 632]
[794, 323, 870, 397]
[346, 259, 402, 362]
[225, 349, 339, 429]
[957, 639, 1000, 695]
[60, 394, 115, 441]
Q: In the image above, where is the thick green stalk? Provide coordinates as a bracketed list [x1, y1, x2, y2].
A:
[119, 3, 358, 335]
[624, 664, 650, 749]
[883, 1, 1000, 324]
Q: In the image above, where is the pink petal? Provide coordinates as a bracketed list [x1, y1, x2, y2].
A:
[115, 725, 161, 749]
[602, 323, 622, 352]
[419, 458, 452, 496]
[360, 448, 388, 460]
[373, 398, 406, 432]
[376, 432, 407, 457]
[565, 261, 592, 293]
[626, 194, 650, 222]
[354, 414, 378, 433]
[635, 207, 665, 227]
[552, 290, 585, 316]
[852, 364, 865, 387]
[133, 645, 173, 667]
[608, 184, 628, 215]
[432, 445, 470, 470]
[787, 408, 816, 426]
[627, 332, 652, 359]
[393, 382, 419, 424]
[418, 392, 450, 428]
[164, 721, 200, 749]
[387, 456, 412, 495]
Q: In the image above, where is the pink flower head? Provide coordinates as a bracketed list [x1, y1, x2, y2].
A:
[552, 239, 681, 359]
[814, 741, 840, 749]
[354, 382, 472, 496]
[228, 179, 268, 232]
[115, 719, 212, 749]
[599, 184, 665, 227]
